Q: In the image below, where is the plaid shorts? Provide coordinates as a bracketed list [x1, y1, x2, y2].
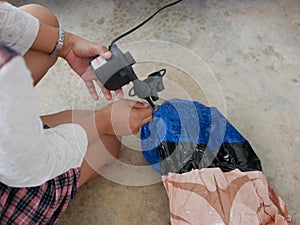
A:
[0, 168, 81, 225]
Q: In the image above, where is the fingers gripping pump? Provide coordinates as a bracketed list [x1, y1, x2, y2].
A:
[90, 44, 165, 111]
[90, 0, 183, 112]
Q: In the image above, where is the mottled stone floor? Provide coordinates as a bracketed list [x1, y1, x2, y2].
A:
[12, 0, 300, 224]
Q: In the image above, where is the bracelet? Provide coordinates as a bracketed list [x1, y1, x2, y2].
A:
[49, 27, 65, 57]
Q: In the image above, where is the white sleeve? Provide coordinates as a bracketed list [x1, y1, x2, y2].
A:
[0, 2, 39, 55]
[0, 56, 88, 187]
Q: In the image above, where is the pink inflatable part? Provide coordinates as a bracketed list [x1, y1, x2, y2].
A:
[163, 168, 293, 225]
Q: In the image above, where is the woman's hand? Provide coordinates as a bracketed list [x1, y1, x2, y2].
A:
[100, 99, 153, 136]
[81, 67, 123, 101]
[59, 32, 123, 100]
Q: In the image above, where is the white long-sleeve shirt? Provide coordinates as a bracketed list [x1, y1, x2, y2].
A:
[0, 2, 88, 187]
[0, 2, 39, 55]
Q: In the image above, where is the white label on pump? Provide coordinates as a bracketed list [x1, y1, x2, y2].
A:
[91, 56, 107, 70]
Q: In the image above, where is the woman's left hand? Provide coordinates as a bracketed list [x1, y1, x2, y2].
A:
[59, 32, 123, 100]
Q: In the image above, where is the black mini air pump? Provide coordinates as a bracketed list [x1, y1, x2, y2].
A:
[90, 0, 183, 111]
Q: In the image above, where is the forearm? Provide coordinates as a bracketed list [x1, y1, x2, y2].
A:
[30, 22, 58, 54]
[20, 3, 69, 57]
[41, 109, 110, 146]
[79, 100, 153, 143]
[30, 22, 74, 58]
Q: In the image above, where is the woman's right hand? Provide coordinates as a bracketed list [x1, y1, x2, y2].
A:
[100, 99, 153, 136]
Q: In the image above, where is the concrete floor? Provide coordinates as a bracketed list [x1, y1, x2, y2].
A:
[12, 0, 300, 224]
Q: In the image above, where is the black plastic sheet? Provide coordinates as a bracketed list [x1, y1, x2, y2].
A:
[141, 99, 262, 175]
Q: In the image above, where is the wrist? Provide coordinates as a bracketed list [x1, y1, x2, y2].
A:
[49, 27, 65, 57]
[58, 31, 74, 58]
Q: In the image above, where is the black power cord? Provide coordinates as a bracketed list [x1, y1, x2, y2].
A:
[108, 0, 183, 50]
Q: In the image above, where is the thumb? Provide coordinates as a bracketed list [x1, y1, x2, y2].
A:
[133, 101, 150, 109]
[90, 45, 112, 59]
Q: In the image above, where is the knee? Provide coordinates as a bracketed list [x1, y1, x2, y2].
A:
[85, 139, 121, 172]
[20, 4, 59, 27]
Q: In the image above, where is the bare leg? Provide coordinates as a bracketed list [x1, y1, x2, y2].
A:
[41, 110, 121, 188]
[20, 4, 59, 85]
[78, 135, 121, 187]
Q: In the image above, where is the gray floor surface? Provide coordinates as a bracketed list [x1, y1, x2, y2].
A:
[11, 0, 300, 224]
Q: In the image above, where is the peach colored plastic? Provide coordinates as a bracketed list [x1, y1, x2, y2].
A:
[163, 168, 293, 225]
